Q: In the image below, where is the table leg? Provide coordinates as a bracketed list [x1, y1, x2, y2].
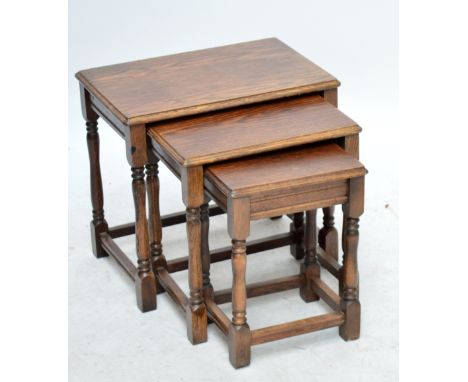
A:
[300, 210, 320, 302]
[85, 117, 109, 258]
[339, 177, 364, 341]
[201, 202, 213, 299]
[227, 197, 251, 369]
[318, 206, 339, 260]
[182, 167, 208, 344]
[146, 159, 167, 296]
[132, 167, 157, 312]
[289, 212, 305, 259]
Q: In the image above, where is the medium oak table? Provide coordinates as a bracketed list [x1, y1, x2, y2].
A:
[75, 38, 356, 344]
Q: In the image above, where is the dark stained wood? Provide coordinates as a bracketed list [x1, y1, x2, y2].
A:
[185, 204, 208, 344]
[203, 141, 366, 366]
[148, 95, 360, 167]
[339, 176, 364, 341]
[317, 247, 342, 279]
[131, 167, 157, 312]
[318, 206, 339, 260]
[157, 268, 189, 311]
[343, 134, 360, 158]
[201, 203, 213, 298]
[99, 232, 137, 280]
[108, 206, 224, 238]
[229, 323, 251, 369]
[214, 275, 303, 305]
[300, 210, 320, 302]
[311, 278, 341, 312]
[231, 240, 248, 326]
[205, 144, 366, 199]
[125, 124, 147, 167]
[289, 212, 305, 260]
[85, 117, 109, 258]
[76, 38, 339, 125]
[318, 88, 340, 259]
[146, 159, 166, 272]
[166, 232, 296, 273]
[250, 312, 345, 346]
[206, 298, 231, 336]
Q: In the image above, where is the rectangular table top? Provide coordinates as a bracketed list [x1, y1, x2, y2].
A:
[76, 38, 339, 125]
[205, 143, 366, 198]
[148, 94, 360, 167]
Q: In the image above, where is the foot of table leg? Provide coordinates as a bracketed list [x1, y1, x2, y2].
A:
[135, 265, 157, 312]
[228, 324, 251, 369]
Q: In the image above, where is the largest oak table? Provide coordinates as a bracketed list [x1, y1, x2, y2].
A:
[75, 38, 358, 344]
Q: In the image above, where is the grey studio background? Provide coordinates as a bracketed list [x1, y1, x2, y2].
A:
[68, 1, 398, 381]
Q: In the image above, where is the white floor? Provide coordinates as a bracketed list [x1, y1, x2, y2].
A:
[68, 100, 398, 381]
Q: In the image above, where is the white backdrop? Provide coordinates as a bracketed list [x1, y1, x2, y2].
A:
[69, 1, 398, 381]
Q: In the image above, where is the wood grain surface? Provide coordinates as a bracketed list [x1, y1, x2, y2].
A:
[76, 38, 339, 125]
[205, 143, 367, 198]
[148, 95, 360, 167]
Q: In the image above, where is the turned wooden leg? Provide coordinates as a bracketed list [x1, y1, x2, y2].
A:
[300, 210, 320, 302]
[132, 167, 157, 312]
[86, 118, 109, 258]
[340, 177, 364, 341]
[229, 239, 251, 368]
[339, 216, 361, 340]
[186, 207, 208, 344]
[290, 212, 305, 260]
[318, 207, 339, 260]
[339, 205, 349, 296]
[226, 197, 251, 368]
[146, 160, 166, 295]
[201, 202, 213, 299]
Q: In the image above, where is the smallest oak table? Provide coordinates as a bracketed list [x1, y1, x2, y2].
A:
[75, 38, 356, 344]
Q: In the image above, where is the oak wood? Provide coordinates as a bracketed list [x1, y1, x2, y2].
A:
[166, 232, 295, 273]
[185, 205, 207, 344]
[317, 247, 342, 279]
[85, 118, 109, 258]
[201, 203, 213, 298]
[125, 124, 147, 167]
[229, 324, 251, 369]
[156, 268, 189, 311]
[339, 176, 364, 341]
[289, 212, 305, 260]
[107, 206, 224, 238]
[214, 275, 303, 305]
[204, 142, 365, 365]
[99, 232, 137, 280]
[231, 239, 248, 326]
[311, 278, 341, 312]
[76, 38, 339, 125]
[205, 143, 366, 199]
[300, 210, 320, 302]
[132, 167, 157, 312]
[250, 312, 345, 346]
[206, 298, 231, 336]
[148, 95, 360, 167]
[146, 160, 166, 272]
[318, 206, 339, 260]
